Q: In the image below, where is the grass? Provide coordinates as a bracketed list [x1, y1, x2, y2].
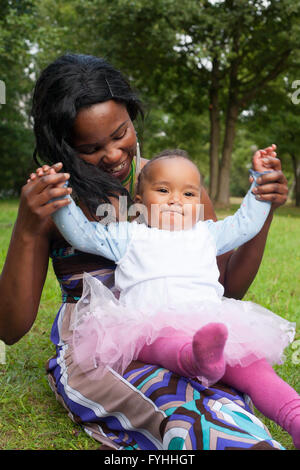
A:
[0, 199, 299, 450]
[0, 200, 99, 450]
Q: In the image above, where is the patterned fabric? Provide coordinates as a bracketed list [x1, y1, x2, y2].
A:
[50, 237, 115, 303]
[123, 363, 283, 450]
[46, 236, 285, 450]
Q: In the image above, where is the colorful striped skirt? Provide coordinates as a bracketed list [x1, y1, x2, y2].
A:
[46, 303, 284, 450]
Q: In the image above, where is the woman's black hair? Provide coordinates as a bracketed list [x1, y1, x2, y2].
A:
[31, 53, 144, 217]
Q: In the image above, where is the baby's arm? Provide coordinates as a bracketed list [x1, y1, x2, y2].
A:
[206, 145, 279, 254]
[51, 193, 130, 262]
[206, 175, 271, 256]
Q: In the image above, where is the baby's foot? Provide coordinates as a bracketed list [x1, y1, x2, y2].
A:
[192, 323, 228, 386]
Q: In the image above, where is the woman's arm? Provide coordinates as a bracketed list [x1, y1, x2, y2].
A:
[0, 172, 71, 345]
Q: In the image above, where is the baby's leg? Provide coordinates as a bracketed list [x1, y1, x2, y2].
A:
[138, 335, 198, 377]
[138, 322, 228, 383]
[223, 359, 300, 449]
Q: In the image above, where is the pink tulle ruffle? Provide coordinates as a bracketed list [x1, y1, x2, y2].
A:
[69, 273, 296, 380]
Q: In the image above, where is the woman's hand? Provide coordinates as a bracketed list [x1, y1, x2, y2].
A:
[251, 144, 288, 209]
[19, 163, 71, 237]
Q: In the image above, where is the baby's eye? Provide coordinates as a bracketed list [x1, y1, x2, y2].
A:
[157, 188, 168, 193]
[184, 192, 194, 197]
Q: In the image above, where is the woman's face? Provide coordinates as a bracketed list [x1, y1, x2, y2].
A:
[72, 100, 137, 181]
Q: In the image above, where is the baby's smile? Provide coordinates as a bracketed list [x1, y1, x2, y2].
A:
[160, 204, 183, 215]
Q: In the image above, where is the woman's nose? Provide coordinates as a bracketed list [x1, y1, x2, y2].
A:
[102, 145, 123, 165]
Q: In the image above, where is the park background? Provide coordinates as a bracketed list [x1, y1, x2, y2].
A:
[0, 0, 299, 450]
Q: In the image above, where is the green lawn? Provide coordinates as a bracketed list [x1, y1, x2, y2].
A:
[0, 199, 299, 450]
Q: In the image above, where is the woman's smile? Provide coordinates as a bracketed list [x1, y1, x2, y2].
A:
[99, 154, 132, 180]
[72, 100, 137, 182]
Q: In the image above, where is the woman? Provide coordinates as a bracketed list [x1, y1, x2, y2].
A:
[0, 54, 289, 450]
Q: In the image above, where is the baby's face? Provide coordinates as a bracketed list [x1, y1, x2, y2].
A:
[136, 157, 202, 231]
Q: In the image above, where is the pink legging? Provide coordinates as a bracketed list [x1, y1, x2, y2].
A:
[138, 333, 300, 448]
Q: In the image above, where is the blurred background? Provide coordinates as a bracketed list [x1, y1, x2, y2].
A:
[1, 0, 300, 207]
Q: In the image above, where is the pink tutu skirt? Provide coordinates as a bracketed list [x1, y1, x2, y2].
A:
[70, 274, 296, 380]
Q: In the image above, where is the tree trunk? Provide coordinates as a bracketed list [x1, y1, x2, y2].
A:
[291, 153, 300, 207]
[215, 101, 239, 207]
[208, 58, 221, 201]
[215, 22, 240, 208]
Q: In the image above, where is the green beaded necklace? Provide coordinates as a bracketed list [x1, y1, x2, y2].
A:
[121, 158, 136, 198]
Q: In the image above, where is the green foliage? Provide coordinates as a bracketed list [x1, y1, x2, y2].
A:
[0, 0, 37, 196]
[229, 128, 256, 197]
[1, 0, 300, 201]
[142, 107, 210, 180]
[242, 71, 300, 203]
[35, 0, 300, 204]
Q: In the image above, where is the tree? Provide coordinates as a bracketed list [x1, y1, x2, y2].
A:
[202, 0, 300, 205]
[0, 0, 38, 195]
[3, 0, 300, 201]
[35, 0, 300, 206]
[31, 0, 212, 170]
[244, 73, 300, 206]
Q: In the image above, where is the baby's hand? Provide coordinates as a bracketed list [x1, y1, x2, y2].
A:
[27, 162, 65, 186]
[252, 144, 277, 172]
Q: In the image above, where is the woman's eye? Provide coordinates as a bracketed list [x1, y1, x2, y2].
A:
[78, 146, 100, 155]
[114, 128, 127, 140]
[83, 149, 98, 155]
